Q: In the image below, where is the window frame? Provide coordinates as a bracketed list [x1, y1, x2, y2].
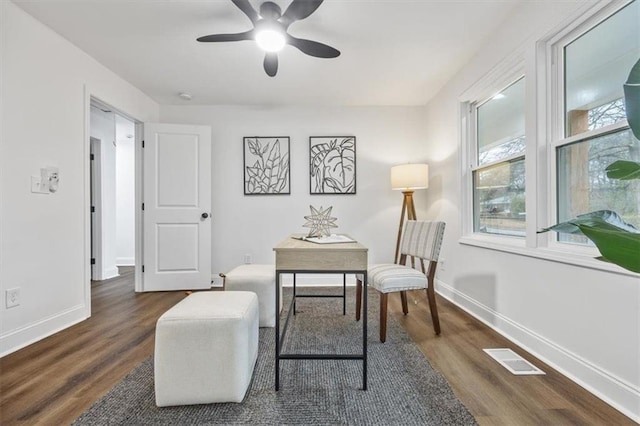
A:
[460, 60, 527, 246]
[545, 0, 635, 256]
[458, 0, 639, 277]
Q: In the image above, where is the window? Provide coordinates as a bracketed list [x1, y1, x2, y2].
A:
[555, 0, 640, 244]
[459, 0, 640, 273]
[472, 77, 526, 237]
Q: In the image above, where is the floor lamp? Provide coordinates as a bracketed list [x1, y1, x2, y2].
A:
[391, 164, 429, 264]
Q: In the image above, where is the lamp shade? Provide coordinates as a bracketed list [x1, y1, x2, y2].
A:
[390, 163, 429, 190]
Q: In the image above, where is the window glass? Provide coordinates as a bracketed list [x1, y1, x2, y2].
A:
[565, 0, 640, 136]
[473, 157, 526, 236]
[557, 129, 640, 243]
[477, 78, 526, 165]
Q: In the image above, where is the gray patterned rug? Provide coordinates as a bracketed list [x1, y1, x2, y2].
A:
[73, 288, 476, 425]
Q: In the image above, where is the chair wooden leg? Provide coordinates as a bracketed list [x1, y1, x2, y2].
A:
[356, 279, 362, 321]
[400, 291, 409, 315]
[426, 283, 441, 335]
[380, 293, 388, 343]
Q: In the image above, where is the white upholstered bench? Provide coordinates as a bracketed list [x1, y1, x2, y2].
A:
[221, 264, 281, 328]
[154, 291, 259, 407]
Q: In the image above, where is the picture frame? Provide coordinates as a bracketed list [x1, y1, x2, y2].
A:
[243, 136, 290, 195]
[309, 136, 356, 194]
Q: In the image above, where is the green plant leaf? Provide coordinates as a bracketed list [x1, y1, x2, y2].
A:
[577, 224, 640, 273]
[605, 160, 640, 180]
[624, 58, 640, 140]
[538, 210, 639, 235]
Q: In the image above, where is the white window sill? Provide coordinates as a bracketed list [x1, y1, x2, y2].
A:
[459, 234, 639, 277]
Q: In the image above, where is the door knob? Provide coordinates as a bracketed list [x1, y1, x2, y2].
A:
[201, 212, 209, 219]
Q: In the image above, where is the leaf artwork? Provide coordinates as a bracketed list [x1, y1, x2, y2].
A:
[309, 137, 356, 194]
[243, 137, 290, 195]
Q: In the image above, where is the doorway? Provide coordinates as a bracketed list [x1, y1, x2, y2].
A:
[89, 100, 137, 283]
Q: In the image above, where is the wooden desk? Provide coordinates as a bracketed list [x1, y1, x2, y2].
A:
[273, 234, 368, 390]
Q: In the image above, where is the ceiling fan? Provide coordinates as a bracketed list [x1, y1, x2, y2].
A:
[197, 0, 340, 77]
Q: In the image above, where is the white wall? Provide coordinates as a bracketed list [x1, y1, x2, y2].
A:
[115, 117, 135, 266]
[0, 2, 159, 356]
[160, 105, 429, 282]
[421, 1, 639, 421]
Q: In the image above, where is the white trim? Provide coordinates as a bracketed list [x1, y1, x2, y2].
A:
[83, 86, 92, 318]
[458, 235, 639, 278]
[134, 122, 143, 292]
[436, 280, 640, 423]
[116, 257, 135, 266]
[0, 304, 86, 357]
[471, 153, 525, 173]
[459, 51, 526, 104]
[552, 121, 630, 149]
[103, 266, 119, 280]
[461, 65, 526, 239]
[459, 102, 474, 236]
[85, 90, 143, 294]
[542, 0, 638, 256]
[525, 43, 542, 248]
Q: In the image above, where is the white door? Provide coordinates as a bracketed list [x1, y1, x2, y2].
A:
[142, 123, 212, 291]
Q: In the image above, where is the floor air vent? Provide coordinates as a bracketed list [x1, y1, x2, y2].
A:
[483, 348, 545, 375]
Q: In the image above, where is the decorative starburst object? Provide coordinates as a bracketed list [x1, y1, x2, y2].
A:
[303, 205, 338, 238]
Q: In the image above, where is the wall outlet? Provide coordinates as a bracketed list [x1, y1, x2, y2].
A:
[6, 288, 20, 308]
[439, 259, 446, 271]
[244, 254, 252, 264]
[31, 176, 48, 194]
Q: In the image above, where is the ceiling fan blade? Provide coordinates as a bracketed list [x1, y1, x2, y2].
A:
[287, 36, 340, 58]
[281, 0, 324, 26]
[197, 30, 254, 43]
[264, 53, 278, 77]
[231, 0, 259, 24]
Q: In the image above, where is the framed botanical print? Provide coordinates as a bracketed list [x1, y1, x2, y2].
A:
[309, 136, 356, 194]
[243, 136, 290, 195]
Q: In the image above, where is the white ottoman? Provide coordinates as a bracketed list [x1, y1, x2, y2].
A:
[154, 291, 259, 407]
[223, 264, 281, 328]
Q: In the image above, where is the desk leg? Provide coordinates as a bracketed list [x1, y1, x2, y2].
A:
[342, 274, 346, 315]
[293, 273, 297, 316]
[275, 270, 280, 391]
[363, 271, 367, 390]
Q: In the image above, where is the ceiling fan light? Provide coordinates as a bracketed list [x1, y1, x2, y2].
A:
[255, 29, 286, 52]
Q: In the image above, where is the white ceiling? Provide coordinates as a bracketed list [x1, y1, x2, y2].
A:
[14, 0, 523, 106]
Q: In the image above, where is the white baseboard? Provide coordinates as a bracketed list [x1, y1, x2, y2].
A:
[116, 257, 134, 266]
[436, 279, 640, 423]
[0, 304, 87, 357]
[103, 266, 119, 280]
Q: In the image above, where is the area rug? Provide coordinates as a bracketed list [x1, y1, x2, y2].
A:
[73, 288, 476, 425]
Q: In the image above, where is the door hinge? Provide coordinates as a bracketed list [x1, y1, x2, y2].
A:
[90, 153, 95, 160]
[142, 265, 145, 273]
[91, 206, 95, 213]
[142, 203, 145, 211]
[142, 140, 145, 148]
[91, 258, 96, 265]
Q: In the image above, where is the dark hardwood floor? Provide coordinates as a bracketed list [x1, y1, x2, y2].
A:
[0, 269, 634, 425]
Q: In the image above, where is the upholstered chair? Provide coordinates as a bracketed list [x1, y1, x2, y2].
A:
[356, 220, 446, 342]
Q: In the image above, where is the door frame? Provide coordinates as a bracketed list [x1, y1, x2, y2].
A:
[89, 136, 103, 281]
[83, 88, 145, 317]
